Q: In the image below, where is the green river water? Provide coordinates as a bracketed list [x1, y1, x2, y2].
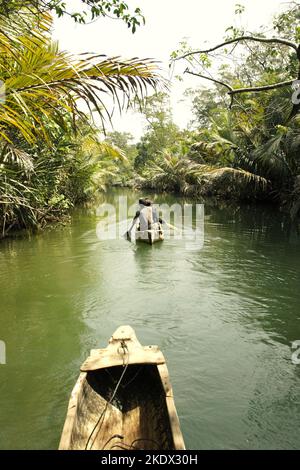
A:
[1, 189, 300, 449]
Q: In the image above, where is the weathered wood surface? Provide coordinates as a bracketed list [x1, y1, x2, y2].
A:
[59, 325, 185, 450]
[135, 223, 164, 245]
[81, 326, 165, 371]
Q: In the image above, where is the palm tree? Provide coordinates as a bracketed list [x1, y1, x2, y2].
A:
[139, 151, 268, 200]
[0, 10, 162, 236]
[0, 14, 161, 145]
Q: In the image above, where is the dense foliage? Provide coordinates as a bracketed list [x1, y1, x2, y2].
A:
[0, 3, 160, 238]
[2, 2, 300, 240]
[125, 3, 300, 217]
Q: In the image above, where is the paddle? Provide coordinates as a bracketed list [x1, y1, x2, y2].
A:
[123, 220, 137, 241]
[162, 221, 180, 231]
[124, 221, 179, 240]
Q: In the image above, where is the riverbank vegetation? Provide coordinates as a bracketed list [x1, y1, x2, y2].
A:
[1, 2, 300, 239]
[0, 1, 160, 238]
[124, 4, 300, 217]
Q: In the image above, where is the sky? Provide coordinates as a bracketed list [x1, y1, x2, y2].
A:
[53, 0, 288, 139]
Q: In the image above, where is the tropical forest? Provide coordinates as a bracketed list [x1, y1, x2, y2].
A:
[1, 0, 300, 453]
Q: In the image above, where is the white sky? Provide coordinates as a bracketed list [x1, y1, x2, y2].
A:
[53, 0, 287, 139]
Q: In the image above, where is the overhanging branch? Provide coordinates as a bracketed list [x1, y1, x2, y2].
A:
[229, 80, 294, 95]
[184, 69, 233, 92]
[184, 68, 296, 108]
[184, 69, 234, 107]
[176, 35, 298, 61]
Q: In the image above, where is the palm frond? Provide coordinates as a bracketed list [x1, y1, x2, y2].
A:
[0, 18, 163, 144]
[253, 132, 291, 179]
[1, 143, 34, 173]
[199, 166, 269, 190]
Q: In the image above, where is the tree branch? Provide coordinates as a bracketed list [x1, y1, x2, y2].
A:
[184, 69, 295, 108]
[228, 80, 295, 95]
[176, 35, 298, 61]
[184, 69, 234, 107]
[184, 69, 233, 91]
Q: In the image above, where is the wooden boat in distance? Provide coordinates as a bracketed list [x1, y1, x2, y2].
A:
[135, 222, 164, 245]
[59, 326, 185, 450]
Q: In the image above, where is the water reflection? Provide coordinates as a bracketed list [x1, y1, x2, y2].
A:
[0, 188, 300, 449]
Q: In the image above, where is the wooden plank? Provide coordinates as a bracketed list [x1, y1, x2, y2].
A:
[157, 363, 186, 450]
[59, 372, 86, 450]
[81, 326, 166, 371]
[165, 396, 186, 450]
[157, 363, 173, 396]
[81, 347, 165, 371]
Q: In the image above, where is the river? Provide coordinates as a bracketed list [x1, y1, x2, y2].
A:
[1, 188, 300, 449]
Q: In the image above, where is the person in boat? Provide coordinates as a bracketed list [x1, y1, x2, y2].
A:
[126, 198, 164, 241]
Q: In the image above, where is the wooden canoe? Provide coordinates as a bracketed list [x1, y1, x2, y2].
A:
[135, 222, 164, 245]
[59, 326, 185, 450]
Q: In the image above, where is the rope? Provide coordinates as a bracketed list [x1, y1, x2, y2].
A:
[122, 366, 144, 388]
[108, 437, 161, 450]
[101, 434, 124, 451]
[104, 364, 144, 389]
[84, 340, 129, 450]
